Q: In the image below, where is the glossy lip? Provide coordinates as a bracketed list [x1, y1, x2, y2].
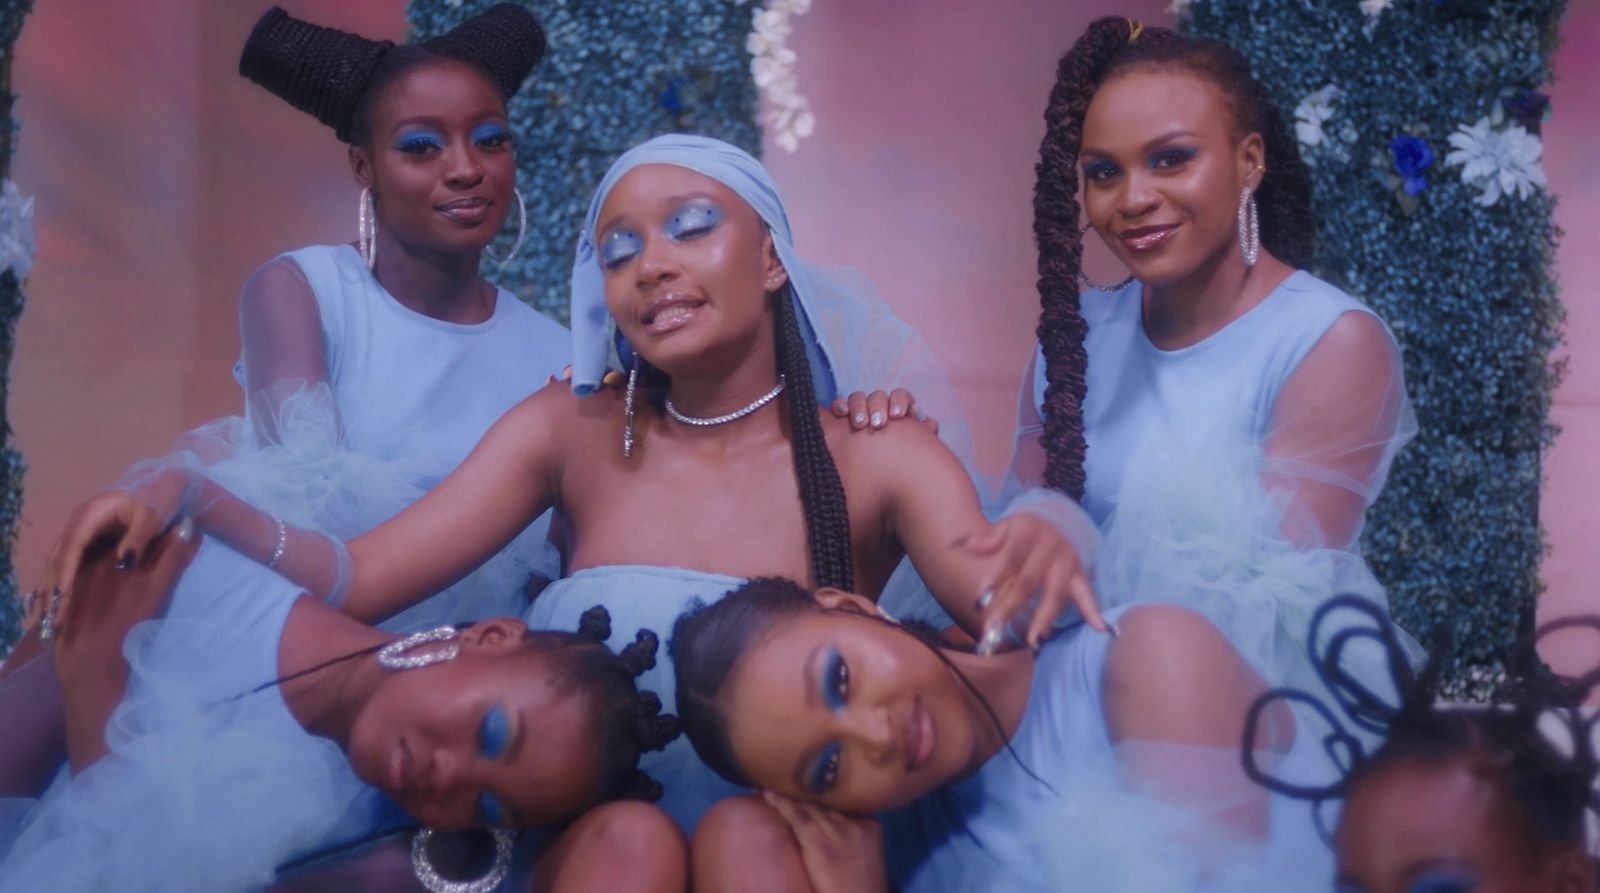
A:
[905, 695, 936, 772]
[1118, 223, 1179, 252]
[640, 292, 707, 335]
[436, 196, 492, 226]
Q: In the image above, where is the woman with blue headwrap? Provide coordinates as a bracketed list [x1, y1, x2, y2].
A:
[35, 134, 1104, 835]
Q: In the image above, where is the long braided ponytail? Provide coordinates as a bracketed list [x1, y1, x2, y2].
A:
[773, 288, 854, 591]
[1034, 17, 1318, 498]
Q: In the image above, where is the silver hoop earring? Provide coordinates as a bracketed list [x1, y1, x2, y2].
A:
[484, 188, 527, 267]
[411, 828, 513, 893]
[359, 187, 378, 271]
[622, 357, 639, 459]
[1238, 188, 1260, 267]
[377, 626, 460, 671]
[1075, 222, 1134, 292]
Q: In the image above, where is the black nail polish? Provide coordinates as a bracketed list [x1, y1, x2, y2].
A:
[116, 550, 136, 571]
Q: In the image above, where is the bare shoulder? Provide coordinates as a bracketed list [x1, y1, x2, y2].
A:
[823, 408, 959, 477]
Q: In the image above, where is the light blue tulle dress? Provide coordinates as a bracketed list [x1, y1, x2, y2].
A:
[205, 243, 571, 631]
[1022, 271, 1421, 727]
[0, 541, 401, 891]
[882, 606, 1332, 893]
[525, 566, 748, 831]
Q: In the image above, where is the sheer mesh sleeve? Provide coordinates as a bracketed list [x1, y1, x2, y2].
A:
[1007, 347, 1048, 490]
[237, 255, 335, 447]
[1260, 311, 1417, 551]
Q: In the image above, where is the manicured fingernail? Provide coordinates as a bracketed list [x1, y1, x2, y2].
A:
[853, 412, 866, 426]
[870, 411, 884, 428]
[176, 518, 195, 544]
[1108, 622, 1121, 639]
[977, 626, 1001, 656]
[890, 405, 906, 418]
[915, 407, 928, 421]
[1030, 643, 1042, 658]
[975, 590, 994, 610]
[832, 400, 847, 414]
[116, 550, 136, 571]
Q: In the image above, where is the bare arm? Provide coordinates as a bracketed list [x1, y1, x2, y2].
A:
[856, 420, 1103, 645]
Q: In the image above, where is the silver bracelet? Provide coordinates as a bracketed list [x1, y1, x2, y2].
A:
[267, 515, 288, 570]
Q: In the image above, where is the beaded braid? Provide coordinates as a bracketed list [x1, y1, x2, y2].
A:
[1034, 17, 1319, 498]
[773, 288, 854, 591]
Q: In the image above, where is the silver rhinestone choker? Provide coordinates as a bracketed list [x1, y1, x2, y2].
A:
[666, 376, 786, 427]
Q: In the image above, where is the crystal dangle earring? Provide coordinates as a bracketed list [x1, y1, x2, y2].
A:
[1237, 186, 1260, 267]
[376, 626, 460, 671]
[1075, 222, 1134, 291]
[622, 357, 639, 459]
[485, 188, 527, 267]
[359, 187, 378, 271]
[411, 828, 513, 893]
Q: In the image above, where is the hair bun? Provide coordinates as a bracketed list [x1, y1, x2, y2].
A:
[421, 3, 546, 100]
[238, 7, 395, 142]
[619, 628, 660, 678]
[576, 606, 612, 643]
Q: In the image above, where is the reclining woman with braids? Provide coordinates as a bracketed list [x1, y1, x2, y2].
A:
[37, 134, 1105, 837]
[0, 522, 681, 892]
[1011, 17, 1420, 712]
[669, 576, 1330, 893]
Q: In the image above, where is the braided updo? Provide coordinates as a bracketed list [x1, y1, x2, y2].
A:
[1033, 17, 1315, 499]
[551, 606, 679, 803]
[239, 3, 546, 145]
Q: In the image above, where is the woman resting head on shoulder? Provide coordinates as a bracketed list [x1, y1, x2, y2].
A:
[670, 576, 1314, 893]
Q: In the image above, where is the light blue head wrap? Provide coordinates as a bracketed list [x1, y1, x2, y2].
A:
[568, 133, 835, 401]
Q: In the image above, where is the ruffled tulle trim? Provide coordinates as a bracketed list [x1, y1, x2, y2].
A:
[0, 616, 374, 892]
[180, 382, 558, 629]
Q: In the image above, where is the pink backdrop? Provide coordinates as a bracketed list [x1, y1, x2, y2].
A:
[8, 1, 1596, 675]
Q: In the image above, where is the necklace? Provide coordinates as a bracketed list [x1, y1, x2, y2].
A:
[666, 376, 786, 427]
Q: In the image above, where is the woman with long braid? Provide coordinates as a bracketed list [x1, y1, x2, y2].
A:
[37, 135, 1104, 835]
[1012, 18, 1420, 704]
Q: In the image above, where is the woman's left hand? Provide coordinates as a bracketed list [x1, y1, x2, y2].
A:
[831, 388, 936, 434]
[957, 512, 1104, 654]
[760, 791, 888, 893]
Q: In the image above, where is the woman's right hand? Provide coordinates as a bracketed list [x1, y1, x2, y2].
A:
[32, 466, 193, 641]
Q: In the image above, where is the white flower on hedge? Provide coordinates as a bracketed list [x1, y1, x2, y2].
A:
[0, 179, 36, 282]
[743, 0, 814, 152]
[1359, 0, 1393, 17]
[1294, 85, 1341, 148]
[1167, 0, 1196, 13]
[1444, 116, 1547, 207]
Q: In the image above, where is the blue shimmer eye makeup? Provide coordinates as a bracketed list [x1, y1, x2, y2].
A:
[471, 121, 511, 148]
[394, 130, 445, 154]
[477, 791, 505, 826]
[478, 704, 511, 760]
[809, 742, 842, 794]
[1408, 868, 1479, 893]
[664, 198, 724, 240]
[600, 228, 643, 270]
[821, 648, 849, 711]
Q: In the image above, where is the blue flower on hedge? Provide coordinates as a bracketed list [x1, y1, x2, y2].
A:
[1502, 89, 1550, 135]
[1389, 134, 1434, 196]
